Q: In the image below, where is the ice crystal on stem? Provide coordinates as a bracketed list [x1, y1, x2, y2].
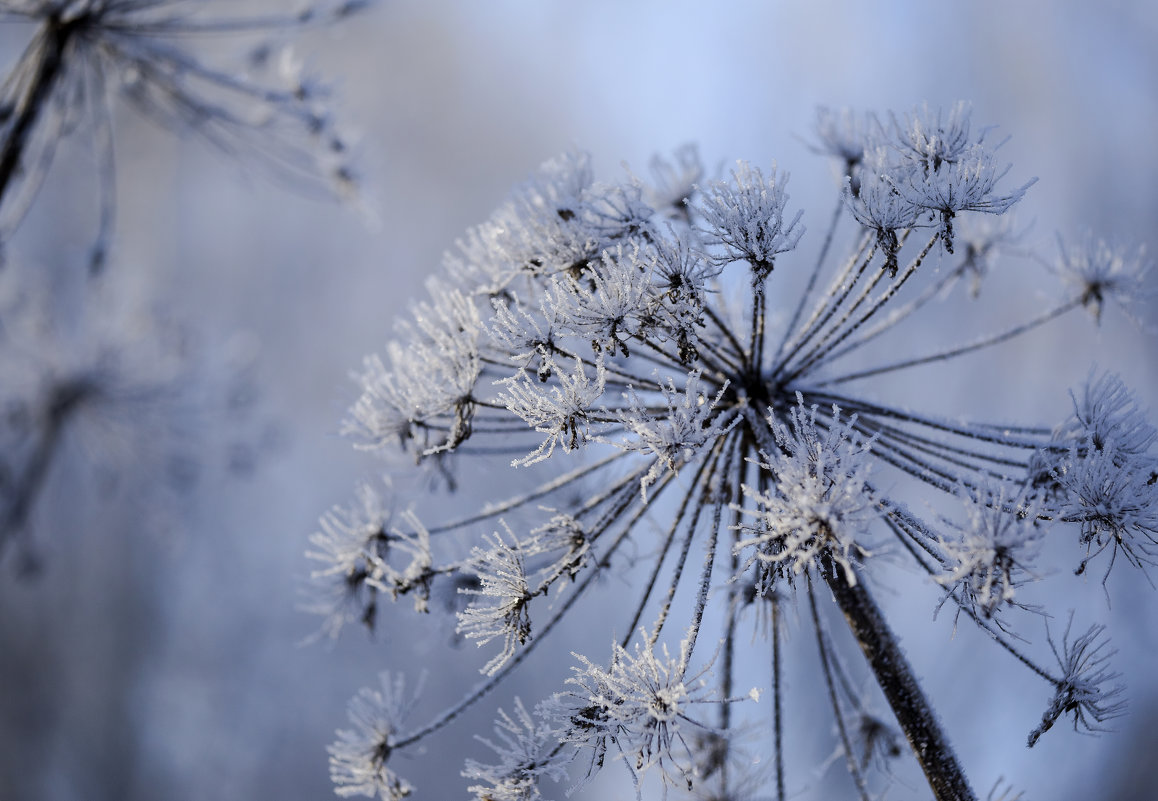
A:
[315, 103, 1157, 801]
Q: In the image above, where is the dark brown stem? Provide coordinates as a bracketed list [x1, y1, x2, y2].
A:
[821, 559, 977, 801]
[0, 16, 79, 210]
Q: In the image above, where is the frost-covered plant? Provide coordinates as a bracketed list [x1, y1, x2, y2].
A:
[0, 2, 369, 566]
[314, 104, 1156, 801]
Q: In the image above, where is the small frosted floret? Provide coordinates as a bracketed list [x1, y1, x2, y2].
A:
[489, 293, 565, 382]
[307, 481, 395, 636]
[1060, 371, 1156, 458]
[441, 150, 597, 293]
[555, 635, 718, 792]
[889, 143, 1034, 254]
[651, 232, 721, 304]
[558, 244, 654, 357]
[462, 698, 567, 801]
[891, 101, 981, 172]
[582, 180, 656, 241]
[616, 370, 739, 501]
[736, 398, 876, 587]
[812, 106, 873, 173]
[1027, 619, 1125, 747]
[646, 144, 704, 216]
[307, 488, 434, 635]
[696, 161, 804, 276]
[1029, 372, 1156, 494]
[648, 234, 721, 363]
[344, 353, 414, 448]
[515, 150, 595, 221]
[498, 358, 607, 466]
[843, 148, 920, 274]
[954, 214, 1023, 297]
[330, 672, 420, 800]
[523, 511, 590, 585]
[934, 484, 1042, 621]
[344, 284, 482, 455]
[1054, 440, 1158, 581]
[1051, 233, 1153, 325]
[360, 511, 434, 613]
[457, 525, 536, 675]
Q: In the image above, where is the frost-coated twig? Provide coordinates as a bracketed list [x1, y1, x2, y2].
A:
[629, 436, 728, 646]
[821, 297, 1082, 386]
[773, 194, 847, 367]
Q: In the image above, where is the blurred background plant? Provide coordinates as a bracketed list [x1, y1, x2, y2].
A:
[0, 0, 368, 564]
[0, 1, 370, 798]
[1, 3, 1156, 801]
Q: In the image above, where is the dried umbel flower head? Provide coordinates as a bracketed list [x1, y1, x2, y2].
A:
[0, 0, 371, 268]
[314, 104, 1156, 801]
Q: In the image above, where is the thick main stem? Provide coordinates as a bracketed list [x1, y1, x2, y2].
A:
[820, 560, 977, 801]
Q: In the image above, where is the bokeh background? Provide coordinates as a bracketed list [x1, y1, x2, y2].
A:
[1, 2, 1156, 800]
